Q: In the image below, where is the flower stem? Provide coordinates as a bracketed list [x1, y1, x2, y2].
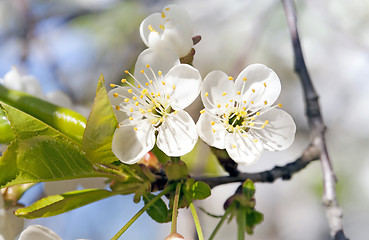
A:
[237, 208, 246, 240]
[170, 156, 181, 162]
[189, 202, 204, 240]
[111, 184, 175, 240]
[208, 204, 234, 240]
[171, 182, 182, 234]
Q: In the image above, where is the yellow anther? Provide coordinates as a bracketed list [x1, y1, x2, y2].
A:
[232, 144, 236, 148]
[156, 103, 160, 108]
[250, 117, 255, 120]
[161, 12, 166, 18]
[137, 85, 141, 88]
[156, 92, 161, 97]
[110, 83, 116, 88]
[217, 104, 221, 108]
[135, 101, 139, 106]
[256, 112, 260, 116]
[230, 99, 234, 102]
[240, 110, 246, 116]
[236, 91, 241, 95]
[140, 70, 144, 74]
[200, 109, 206, 114]
[252, 89, 255, 93]
[243, 100, 246, 104]
[242, 121, 246, 125]
[147, 109, 152, 112]
[212, 129, 216, 133]
[173, 110, 178, 115]
[225, 104, 229, 107]
[264, 100, 268, 105]
[151, 119, 156, 124]
[228, 76, 233, 81]
[242, 134, 248, 137]
[222, 92, 227, 96]
[151, 92, 155, 96]
[167, 95, 170, 99]
[253, 139, 258, 142]
[251, 101, 254, 104]
[150, 80, 153, 84]
[113, 93, 119, 97]
[265, 120, 269, 125]
[235, 111, 239, 115]
[160, 118, 164, 122]
[158, 71, 162, 76]
[121, 79, 126, 83]
[146, 83, 149, 86]
[148, 25, 153, 31]
[124, 98, 129, 102]
[249, 122, 255, 126]
[146, 64, 150, 68]
[141, 89, 148, 95]
[204, 92, 209, 97]
[134, 127, 138, 131]
[162, 81, 165, 85]
[130, 108, 134, 112]
[278, 103, 283, 108]
[264, 82, 267, 87]
[128, 89, 133, 93]
[124, 70, 129, 74]
[243, 107, 246, 110]
[243, 77, 247, 81]
[211, 121, 215, 125]
[140, 109, 145, 113]
[116, 124, 120, 129]
[172, 84, 176, 90]
[159, 24, 165, 30]
[115, 106, 120, 110]
[129, 117, 133, 120]
[140, 95, 144, 99]
[165, 7, 170, 11]
[133, 96, 137, 100]
[236, 125, 241, 130]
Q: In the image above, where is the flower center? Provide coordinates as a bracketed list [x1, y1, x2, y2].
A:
[111, 65, 177, 130]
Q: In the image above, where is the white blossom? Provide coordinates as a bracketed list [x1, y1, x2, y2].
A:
[197, 64, 296, 165]
[19, 225, 62, 240]
[109, 50, 201, 164]
[140, 4, 193, 58]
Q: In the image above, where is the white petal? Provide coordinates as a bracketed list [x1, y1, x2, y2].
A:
[225, 132, 264, 165]
[19, 225, 62, 240]
[196, 111, 226, 149]
[161, 5, 193, 37]
[161, 27, 193, 57]
[139, 12, 163, 47]
[157, 110, 197, 156]
[201, 70, 236, 112]
[108, 86, 133, 122]
[234, 64, 281, 111]
[112, 120, 156, 164]
[134, 48, 180, 86]
[164, 64, 201, 110]
[253, 108, 296, 151]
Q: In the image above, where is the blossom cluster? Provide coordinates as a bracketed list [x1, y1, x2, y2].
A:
[109, 5, 296, 166]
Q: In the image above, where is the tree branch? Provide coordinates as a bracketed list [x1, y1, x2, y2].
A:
[195, 144, 320, 188]
[281, 0, 348, 239]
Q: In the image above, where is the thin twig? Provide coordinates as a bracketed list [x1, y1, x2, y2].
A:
[281, 0, 348, 239]
[195, 144, 320, 188]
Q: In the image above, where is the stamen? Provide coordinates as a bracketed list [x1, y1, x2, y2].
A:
[134, 127, 138, 131]
[128, 89, 133, 93]
[228, 76, 233, 81]
[253, 139, 258, 142]
[236, 91, 241, 95]
[211, 121, 215, 125]
[232, 144, 236, 148]
[264, 100, 268, 105]
[252, 89, 255, 93]
[264, 82, 267, 87]
[113, 93, 118, 97]
[115, 106, 120, 110]
[205, 92, 209, 97]
[278, 103, 283, 107]
[243, 77, 247, 81]
[212, 129, 216, 133]
[124, 98, 129, 102]
[222, 92, 227, 96]
[217, 104, 221, 108]
[158, 71, 162, 76]
[121, 79, 126, 83]
[110, 84, 116, 88]
[129, 117, 133, 120]
[200, 109, 206, 114]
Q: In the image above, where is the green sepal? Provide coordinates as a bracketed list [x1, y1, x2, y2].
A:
[164, 160, 188, 181]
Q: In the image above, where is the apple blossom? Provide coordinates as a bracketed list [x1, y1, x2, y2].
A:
[109, 52, 201, 164]
[197, 64, 296, 165]
[19, 225, 62, 240]
[140, 4, 193, 58]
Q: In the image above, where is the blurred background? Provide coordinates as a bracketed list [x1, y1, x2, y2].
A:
[1, 0, 369, 239]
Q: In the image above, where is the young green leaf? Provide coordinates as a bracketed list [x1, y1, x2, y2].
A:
[245, 209, 264, 235]
[143, 193, 171, 223]
[191, 181, 211, 200]
[0, 84, 86, 144]
[242, 179, 256, 199]
[0, 103, 98, 188]
[15, 189, 118, 219]
[83, 74, 119, 164]
[0, 109, 14, 144]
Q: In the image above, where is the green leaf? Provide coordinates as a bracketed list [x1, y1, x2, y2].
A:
[143, 193, 171, 223]
[0, 84, 86, 144]
[83, 74, 118, 164]
[0, 109, 14, 144]
[15, 189, 118, 219]
[242, 179, 255, 199]
[245, 209, 264, 235]
[0, 103, 98, 188]
[191, 181, 211, 200]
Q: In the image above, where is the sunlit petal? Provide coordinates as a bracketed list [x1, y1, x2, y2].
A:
[157, 110, 197, 156]
[197, 111, 226, 149]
